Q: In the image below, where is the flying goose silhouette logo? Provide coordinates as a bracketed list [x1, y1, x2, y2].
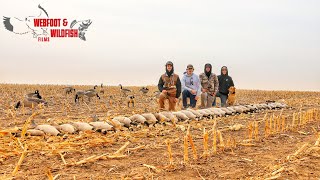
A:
[3, 4, 49, 38]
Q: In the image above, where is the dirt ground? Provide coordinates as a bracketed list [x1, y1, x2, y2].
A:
[0, 84, 320, 179]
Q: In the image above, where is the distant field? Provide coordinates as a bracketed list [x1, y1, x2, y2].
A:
[0, 84, 320, 179]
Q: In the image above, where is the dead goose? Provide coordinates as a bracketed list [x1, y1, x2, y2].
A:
[220, 108, 233, 115]
[159, 111, 177, 123]
[119, 84, 131, 96]
[70, 122, 94, 131]
[226, 107, 237, 114]
[25, 90, 42, 99]
[231, 106, 244, 114]
[89, 121, 115, 131]
[55, 124, 77, 134]
[180, 110, 197, 120]
[112, 116, 132, 128]
[129, 114, 148, 125]
[109, 118, 123, 129]
[141, 113, 158, 125]
[208, 108, 223, 117]
[172, 111, 189, 121]
[31, 120, 61, 136]
[15, 98, 47, 109]
[26, 129, 45, 136]
[154, 113, 169, 123]
[186, 108, 203, 119]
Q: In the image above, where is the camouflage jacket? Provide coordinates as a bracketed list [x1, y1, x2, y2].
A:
[199, 73, 219, 94]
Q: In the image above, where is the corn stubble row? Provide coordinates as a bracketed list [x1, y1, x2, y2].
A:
[164, 108, 320, 167]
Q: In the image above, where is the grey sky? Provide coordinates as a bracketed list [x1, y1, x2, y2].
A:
[1, 0, 319, 91]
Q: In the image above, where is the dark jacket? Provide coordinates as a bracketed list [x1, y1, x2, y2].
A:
[158, 73, 181, 98]
[218, 66, 234, 95]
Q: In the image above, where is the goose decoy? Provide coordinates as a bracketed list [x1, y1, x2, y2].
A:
[139, 87, 149, 94]
[15, 97, 47, 109]
[25, 90, 42, 99]
[119, 84, 131, 96]
[63, 86, 75, 95]
[86, 85, 98, 92]
[99, 83, 105, 94]
[75, 90, 100, 103]
[126, 95, 135, 107]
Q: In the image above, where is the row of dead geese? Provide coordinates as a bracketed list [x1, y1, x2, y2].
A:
[24, 102, 288, 136]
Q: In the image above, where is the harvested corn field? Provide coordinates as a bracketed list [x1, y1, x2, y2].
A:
[0, 84, 320, 179]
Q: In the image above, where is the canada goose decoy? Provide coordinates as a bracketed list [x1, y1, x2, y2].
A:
[31, 120, 62, 136]
[86, 85, 98, 92]
[75, 91, 85, 103]
[15, 97, 47, 109]
[99, 83, 105, 94]
[126, 95, 135, 107]
[84, 90, 100, 101]
[75, 90, 100, 103]
[63, 86, 75, 95]
[153, 91, 161, 98]
[25, 90, 42, 99]
[139, 87, 149, 94]
[119, 84, 131, 96]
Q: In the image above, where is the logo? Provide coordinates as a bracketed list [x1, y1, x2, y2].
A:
[3, 4, 92, 42]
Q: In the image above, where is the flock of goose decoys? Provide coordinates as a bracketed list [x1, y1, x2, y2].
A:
[14, 84, 152, 109]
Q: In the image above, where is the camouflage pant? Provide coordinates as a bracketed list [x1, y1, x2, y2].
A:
[201, 92, 214, 108]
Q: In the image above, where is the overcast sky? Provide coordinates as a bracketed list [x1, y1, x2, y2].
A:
[0, 0, 319, 91]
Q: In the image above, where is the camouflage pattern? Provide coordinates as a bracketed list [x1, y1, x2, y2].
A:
[199, 73, 219, 94]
